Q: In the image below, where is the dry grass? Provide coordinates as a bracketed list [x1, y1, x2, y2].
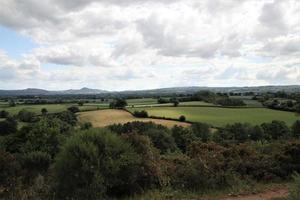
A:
[78, 109, 190, 128]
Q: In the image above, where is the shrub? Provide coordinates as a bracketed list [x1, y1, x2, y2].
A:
[67, 106, 80, 113]
[18, 109, 36, 122]
[171, 125, 197, 152]
[21, 151, 51, 180]
[55, 111, 77, 126]
[54, 128, 142, 199]
[109, 99, 127, 109]
[80, 122, 93, 130]
[261, 120, 291, 140]
[41, 108, 48, 115]
[0, 110, 9, 118]
[133, 110, 148, 118]
[179, 115, 186, 122]
[292, 120, 300, 138]
[191, 122, 210, 142]
[0, 117, 18, 136]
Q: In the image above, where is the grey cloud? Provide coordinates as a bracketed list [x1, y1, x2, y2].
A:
[260, 37, 300, 57]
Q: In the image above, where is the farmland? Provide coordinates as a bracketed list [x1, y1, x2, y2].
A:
[128, 106, 299, 127]
[78, 109, 190, 128]
[0, 103, 108, 115]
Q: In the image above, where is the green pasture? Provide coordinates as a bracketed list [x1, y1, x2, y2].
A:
[128, 106, 299, 127]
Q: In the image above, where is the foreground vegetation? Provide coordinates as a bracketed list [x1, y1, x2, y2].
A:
[1, 106, 300, 199]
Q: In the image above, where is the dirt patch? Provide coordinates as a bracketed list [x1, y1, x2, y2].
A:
[218, 188, 288, 200]
[78, 109, 190, 128]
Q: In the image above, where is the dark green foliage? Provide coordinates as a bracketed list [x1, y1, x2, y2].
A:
[0, 117, 17, 136]
[191, 122, 210, 142]
[109, 98, 127, 109]
[278, 142, 300, 177]
[143, 128, 178, 153]
[0, 110, 9, 118]
[78, 101, 84, 106]
[80, 122, 93, 130]
[67, 106, 80, 113]
[261, 120, 291, 140]
[133, 110, 148, 118]
[216, 98, 246, 106]
[41, 108, 48, 115]
[8, 100, 16, 107]
[18, 109, 37, 122]
[179, 115, 186, 122]
[249, 125, 264, 141]
[0, 150, 20, 190]
[55, 111, 77, 126]
[193, 90, 217, 103]
[121, 133, 167, 188]
[171, 125, 197, 152]
[54, 128, 141, 199]
[21, 151, 51, 179]
[157, 98, 169, 104]
[292, 120, 300, 138]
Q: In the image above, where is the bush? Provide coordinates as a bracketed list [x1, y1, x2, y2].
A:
[171, 126, 197, 152]
[191, 122, 210, 142]
[80, 122, 93, 130]
[55, 111, 77, 126]
[133, 110, 148, 118]
[292, 120, 300, 138]
[261, 120, 291, 140]
[109, 99, 127, 109]
[0, 117, 18, 136]
[0, 110, 9, 118]
[54, 128, 142, 199]
[21, 151, 51, 179]
[67, 106, 80, 113]
[18, 109, 36, 122]
[179, 115, 186, 122]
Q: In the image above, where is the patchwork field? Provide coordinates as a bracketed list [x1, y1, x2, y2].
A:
[78, 109, 190, 128]
[128, 106, 299, 127]
[0, 103, 108, 115]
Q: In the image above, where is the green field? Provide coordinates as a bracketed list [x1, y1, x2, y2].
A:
[0, 103, 108, 115]
[127, 98, 158, 106]
[128, 106, 299, 127]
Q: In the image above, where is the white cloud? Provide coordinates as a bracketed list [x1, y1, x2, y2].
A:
[0, 0, 300, 90]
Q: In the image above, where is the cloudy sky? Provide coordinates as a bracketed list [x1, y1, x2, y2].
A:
[0, 0, 300, 91]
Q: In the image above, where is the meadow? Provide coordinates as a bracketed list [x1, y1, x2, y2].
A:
[78, 109, 190, 128]
[0, 103, 108, 115]
[128, 106, 299, 127]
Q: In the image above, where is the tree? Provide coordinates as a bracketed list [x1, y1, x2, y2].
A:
[249, 125, 264, 141]
[191, 123, 210, 142]
[109, 98, 127, 109]
[133, 110, 148, 118]
[261, 120, 291, 140]
[292, 120, 300, 138]
[0, 117, 18, 136]
[18, 109, 36, 122]
[78, 101, 84, 106]
[0, 110, 9, 118]
[41, 108, 48, 115]
[80, 122, 92, 130]
[179, 115, 186, 122]
[54, 129, 141, 199]
[173, 100, 179, 107]
[67, 106, 80, 113]
[8, 100, 16, 107]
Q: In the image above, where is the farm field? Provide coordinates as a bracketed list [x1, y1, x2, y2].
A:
[128, 106, 299, 127]
[78, 109, 190, 128]
[0, 103, 108, 115]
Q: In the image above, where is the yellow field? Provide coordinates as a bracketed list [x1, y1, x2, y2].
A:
[78, 109, 190, 128]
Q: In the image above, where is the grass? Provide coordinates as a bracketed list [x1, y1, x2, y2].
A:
[78, 109, 190, 128]
[0, 103, 108, 115]
[128, 106, 300, 127]
[127, 98, 158, 106]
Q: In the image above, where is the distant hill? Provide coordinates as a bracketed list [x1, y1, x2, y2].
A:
[0, 87, 108, 96]
[0, 85, 299, 96]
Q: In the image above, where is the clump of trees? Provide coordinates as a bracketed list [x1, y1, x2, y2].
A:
[216, 98, 246, 106]
[109, 99, 127, 109]
[133, 110, 148, 118]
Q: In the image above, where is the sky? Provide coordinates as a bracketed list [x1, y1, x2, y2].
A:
[0, 0, 300, 91]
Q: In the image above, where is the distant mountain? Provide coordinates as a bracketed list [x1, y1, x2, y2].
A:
[0, 85, 299, 96]
[0, 87, 108, 96]
[62, 87, 108, 95]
